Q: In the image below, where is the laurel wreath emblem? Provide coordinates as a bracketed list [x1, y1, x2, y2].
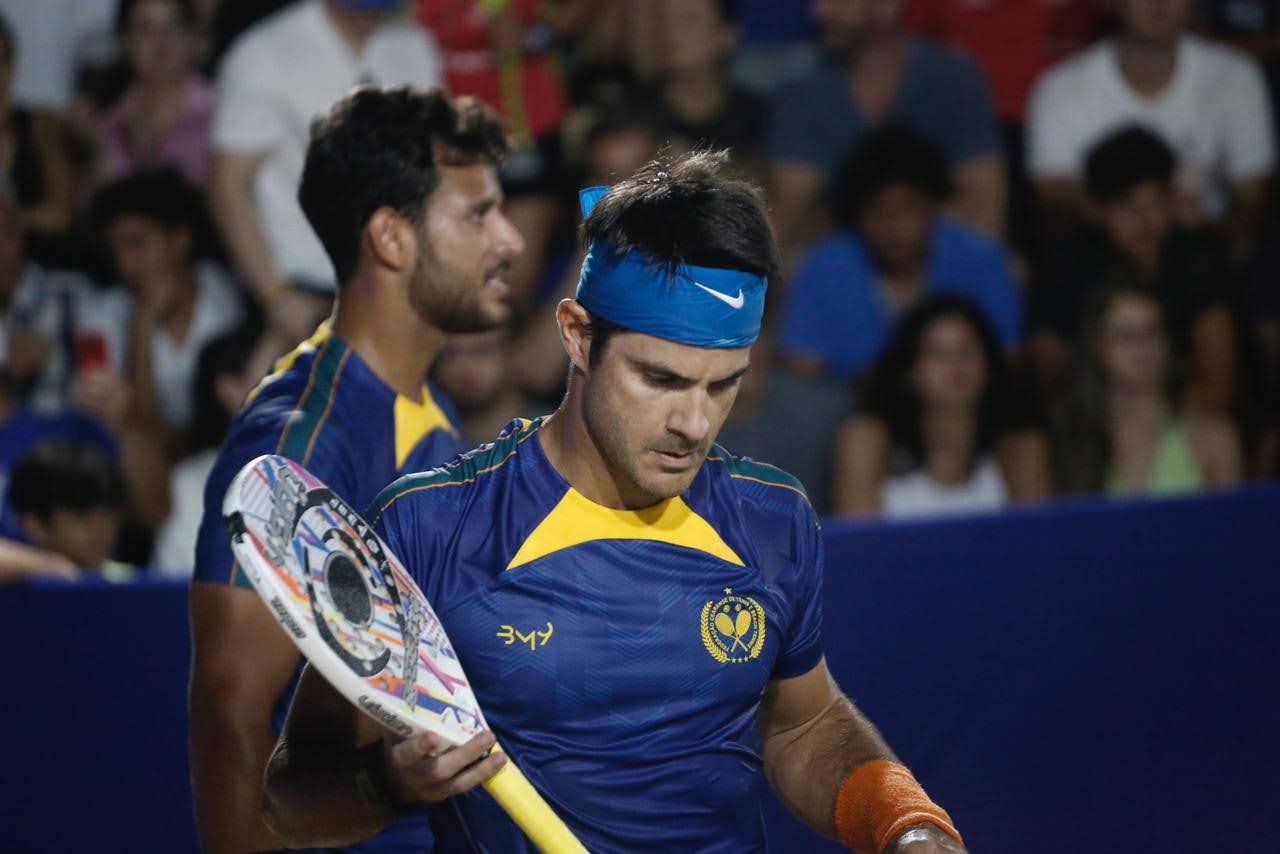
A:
[701, 589, 767, 664]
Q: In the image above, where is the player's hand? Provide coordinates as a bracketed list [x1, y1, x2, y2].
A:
[382, 730, 507, 804]
[887, 822, 968, 854]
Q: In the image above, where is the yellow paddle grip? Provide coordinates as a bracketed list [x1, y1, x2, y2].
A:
[481, 744, 588, 854]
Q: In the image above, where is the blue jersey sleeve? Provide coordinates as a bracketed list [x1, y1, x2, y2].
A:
[367, 476, 456, 605]
[773, 500, 825, 680]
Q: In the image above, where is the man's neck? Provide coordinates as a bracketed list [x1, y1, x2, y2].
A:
[539, 379, 661, 511]
[323, 2, 383, 57]
[1115, 35, 1180, 98]
[330, 279, 446, 402]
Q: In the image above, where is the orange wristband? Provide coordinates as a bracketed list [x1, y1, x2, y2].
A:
[833, 759, 962, 854]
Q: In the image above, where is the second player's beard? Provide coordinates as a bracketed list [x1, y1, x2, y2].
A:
[406, 239, 506, 335]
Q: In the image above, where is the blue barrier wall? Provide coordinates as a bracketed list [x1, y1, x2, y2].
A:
[3, 486, 1277, 852]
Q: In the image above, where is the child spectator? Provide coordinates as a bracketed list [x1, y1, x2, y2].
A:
[97, 0, 215, 187]
[769, 0, 1004, 256]
[6, 440, 132, 580]
[778, 125, 1021, 380]
[832, 295, 1049, 518]
[1027, 0, 1275, 250]
[1054, 286, 1241, 497]
[1029, 127, 1238, 415]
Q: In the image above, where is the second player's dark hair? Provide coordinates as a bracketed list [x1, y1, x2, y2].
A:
[298, 86, 508, 287]
[580, 149, 778, 364]
[10, 441, 126, 521]
[1084, 126, 1176, 202]
[831, 125, 952, 225]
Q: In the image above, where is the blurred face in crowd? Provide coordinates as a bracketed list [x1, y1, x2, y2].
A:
[858, 183, 935, 277]
[586, 129, 660, 185]
[913, 315, 987, 411]
[433, 330, 508, 411]
[0, 34, 13, 101]
[1099, 293, 1168, 393]
[1098, 179, 1172, 271]
[104, 214, 191, 310]
[0, 200, 26, 302]
[580, 326, 750, 504]
[408, 162, 525, 333]
[812, 0, 903, 55]
[661, 0, 734, 77]
[123, 0, 196, 82]
[23, 507, 119, 569]
[1118, 0, 1190, 46]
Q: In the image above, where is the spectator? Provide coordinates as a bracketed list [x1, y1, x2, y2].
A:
[0, 0, 117, 113]
[210, 0, 444, 345]
[1028, 127, 1238, 416]
[0, 11, 78, 236]
[644, 0, 768, 174]
[151, 323, 278, 576]
[1027, 0, 1275, 251]
[833, 295, 1049, 518]
[768, 0, 1005, 258]
[1054, 286, 1241, 496]
[90, 167, 244, 434]
[97, 0, 214, 187]
[5, 440, 132, 580]
[416, 0, 569, 312]
[778, 125, 1021, 381]
[432, 328, 529, 445]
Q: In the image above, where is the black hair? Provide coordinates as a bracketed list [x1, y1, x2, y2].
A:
[1084, 126, 1176, 203]
[859, 294, 1032, 473]
[298, 86, 508, 287]
[579, 149, 778, 364]
[10, 441, 126, 521]
[189, 322, 263, 453]
[115, 0, 197, 35]
[713, 0, 739, 25]
[90, 166, 214, 258]
[0, 10, 14, 65]
[831, 124, 952, 225]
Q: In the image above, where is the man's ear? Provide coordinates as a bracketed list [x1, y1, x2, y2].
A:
[557, 298, 592, 373]
[366, 207, 417, 272]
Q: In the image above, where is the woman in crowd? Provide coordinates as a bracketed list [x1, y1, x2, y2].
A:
[97, 0, 213, 187]
[1054, 286, 1242, 496]
[833, 295, 1050, 518]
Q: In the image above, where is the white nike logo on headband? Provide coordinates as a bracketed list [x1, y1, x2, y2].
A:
[693, 281, 746, 309]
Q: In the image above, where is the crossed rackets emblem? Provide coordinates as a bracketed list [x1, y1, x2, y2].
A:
[700, 588, 767, 664]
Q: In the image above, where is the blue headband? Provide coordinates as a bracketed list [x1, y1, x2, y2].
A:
[574, 186, 767, 349]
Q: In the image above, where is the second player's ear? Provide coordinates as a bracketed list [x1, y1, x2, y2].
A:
[367, 207, 416, 272]
[557, 299, 592, 373]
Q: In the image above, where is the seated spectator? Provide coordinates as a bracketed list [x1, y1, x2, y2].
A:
[432, 328, 530, 445]
[769, 0, 1005, 258]
[644, 0, 767, 175]
[1029, 127, 1238, 416]
[97, 0, 215, 187]
[210, 0, 444, 345]
[151, 324, 278, 576]
[0, 12, 77, 236]
[832, 295, 1049, 518]
[3, 440, 133, 581]
[778, 126, 1021, 381]
[1027, 0, 1275, 252]
[416, 0, 569, 312]
[1054, 286, 1242, 497]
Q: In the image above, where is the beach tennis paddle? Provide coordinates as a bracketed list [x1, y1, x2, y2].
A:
[222, 453, 587, 854]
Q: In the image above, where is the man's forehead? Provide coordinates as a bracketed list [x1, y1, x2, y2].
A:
[431, 162, 502, 207]
[615, 331, 751, 376]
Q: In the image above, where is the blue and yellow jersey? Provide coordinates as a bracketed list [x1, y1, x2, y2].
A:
[368, 417, 824, 853]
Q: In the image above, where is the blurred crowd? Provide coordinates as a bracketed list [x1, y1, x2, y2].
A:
[0, 0, 1278, 580]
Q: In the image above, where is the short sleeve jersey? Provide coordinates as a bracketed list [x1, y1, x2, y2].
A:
[368, 418, 824, 853]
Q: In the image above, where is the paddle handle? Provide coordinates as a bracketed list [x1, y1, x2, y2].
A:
[481, 746, 588, 854]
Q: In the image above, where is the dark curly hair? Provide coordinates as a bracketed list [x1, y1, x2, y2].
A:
[830, 124, 953, 227]
[298, 86, 508, 287]
[859, 294, 1033, 474]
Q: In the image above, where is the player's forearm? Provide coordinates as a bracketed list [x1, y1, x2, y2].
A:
[764, 692, 895, 839]
[189, 711, 285, 853]
[264, 736, 402, 847]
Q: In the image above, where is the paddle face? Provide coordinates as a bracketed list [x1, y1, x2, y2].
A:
[223, 454, 486, 745]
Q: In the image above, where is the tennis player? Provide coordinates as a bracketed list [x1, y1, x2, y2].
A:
[263, 153, 965, 854]
[189, 86, 524, 853]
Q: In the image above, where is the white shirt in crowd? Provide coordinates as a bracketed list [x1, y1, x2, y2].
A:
[0, 0, 117, 110]
[91, 261, 244, 429]
[1027, 35, 1276, 216]
[881, 457, 1008, 520]
[151, 447, 216, 577]
[212, 0, 444, 289]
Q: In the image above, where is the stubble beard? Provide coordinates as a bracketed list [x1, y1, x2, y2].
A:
[407, 241, 501, 335]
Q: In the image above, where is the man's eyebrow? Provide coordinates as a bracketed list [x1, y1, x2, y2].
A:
[629, 357, 695, 384]
[711, 366, 751, 386]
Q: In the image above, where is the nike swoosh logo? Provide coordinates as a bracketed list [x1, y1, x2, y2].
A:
[693, 282, 746, 309]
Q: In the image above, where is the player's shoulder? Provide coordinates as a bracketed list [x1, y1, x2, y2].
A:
[705, 444, 815, 524]
[369, 417, 541, 523]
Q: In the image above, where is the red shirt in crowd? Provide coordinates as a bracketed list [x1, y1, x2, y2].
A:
[903, 0, 1101, 122]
